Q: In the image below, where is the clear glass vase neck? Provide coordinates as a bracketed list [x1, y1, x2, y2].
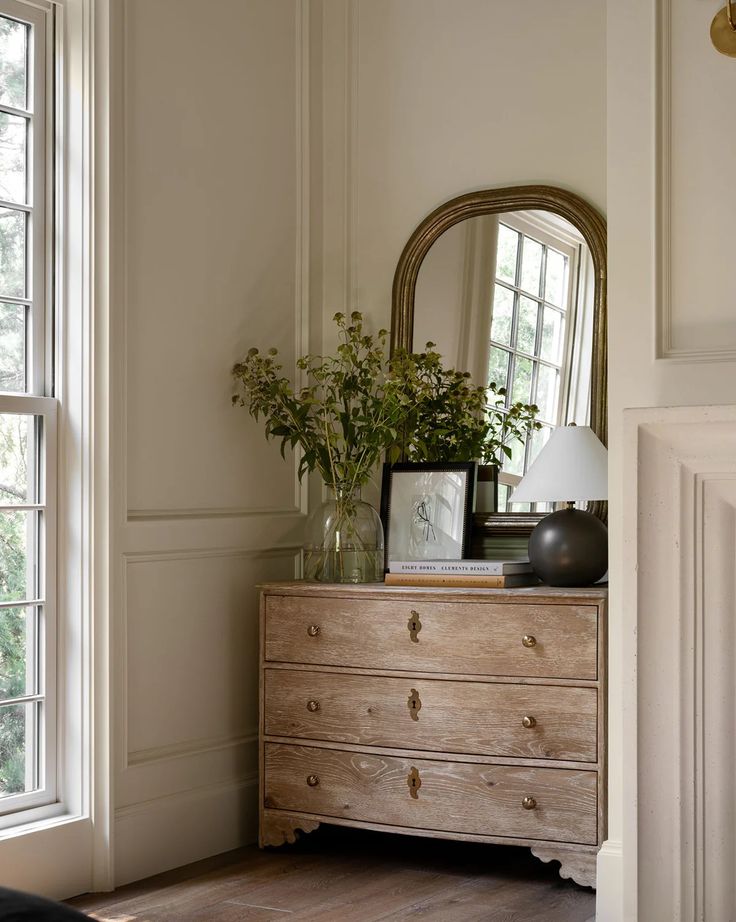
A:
[326, 482, 362, 502]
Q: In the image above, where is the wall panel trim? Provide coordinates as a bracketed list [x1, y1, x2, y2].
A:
[630, 405, 736, 919]
[127, 731, 258, 769]
[113, 772, 260, 885]
[127, 506, 302, 522]
[347, 0, 359, 314]
[122, 0, 312, 517]
[655, 0, 736, 363]
[112, 1, 309, 884]
[118, 546, 299, 774]
[114, 771, 259, 821]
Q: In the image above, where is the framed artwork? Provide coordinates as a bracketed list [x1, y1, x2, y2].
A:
[380, 462, 476, 568]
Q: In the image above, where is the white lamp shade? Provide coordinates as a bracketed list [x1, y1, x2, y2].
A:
[509, 425, 608, 503]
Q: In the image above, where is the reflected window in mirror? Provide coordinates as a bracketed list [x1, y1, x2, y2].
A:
[413, 209, 596, 515]
[491, 213, 593, 512]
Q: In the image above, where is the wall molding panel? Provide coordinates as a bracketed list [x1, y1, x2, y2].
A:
[629, 405, 736, 921]
[127, 731, 259, 769]
[121, 0, 311, 520]
[114, 771, 259, 822]
[110, 0, 310, 883]
[609, 0, 736, 915]
[655, 0, 736, 363]
[115, 546, 298, 808]
[127, 506, 304, 522]
[655, 0, 674, 360]
[347, 0, 359, 316]
[320, 0, 360, 340]
[114, 773, 259, 888]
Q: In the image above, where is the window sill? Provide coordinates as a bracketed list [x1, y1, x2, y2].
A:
[0, 804, 83, 838]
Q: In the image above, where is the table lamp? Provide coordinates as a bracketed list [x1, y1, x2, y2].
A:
[509, 424, 608, 586]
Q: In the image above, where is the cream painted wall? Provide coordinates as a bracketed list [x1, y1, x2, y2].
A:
[605, 1, 736, 919]
[103, 0, 736, 907]
[317, 0, 606, 507]
[110, 0, 308, 884]
[318, 0, 606, 340]
[1, 0, 615, 899]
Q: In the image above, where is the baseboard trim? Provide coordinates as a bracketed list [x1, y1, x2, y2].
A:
[114, 774, 258, 887]
[595, 839, 624, 922]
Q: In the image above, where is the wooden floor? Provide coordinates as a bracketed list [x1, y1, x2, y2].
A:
[69, 826, 596, 921]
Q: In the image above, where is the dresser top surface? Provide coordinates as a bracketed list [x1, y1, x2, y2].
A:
[259, 580, 608, 604]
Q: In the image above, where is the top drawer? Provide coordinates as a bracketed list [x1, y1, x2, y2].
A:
[264, 594, 598, 680]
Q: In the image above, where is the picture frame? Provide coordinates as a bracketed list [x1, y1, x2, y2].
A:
[380, 462, 477, 569]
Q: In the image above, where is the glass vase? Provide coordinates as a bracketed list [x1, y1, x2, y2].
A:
[303, 485, 384, 583]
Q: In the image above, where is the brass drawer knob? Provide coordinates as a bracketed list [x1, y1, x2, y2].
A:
[522, 715, 537, 729]
[521, 634, 537, 648]
[522, 795, 537, 810]
[306, 699, 320, 712]
[306, 774, 320, 787]
[307, 624, 320, 637]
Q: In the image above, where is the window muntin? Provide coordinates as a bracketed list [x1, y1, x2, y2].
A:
[0, 0, 56, 823]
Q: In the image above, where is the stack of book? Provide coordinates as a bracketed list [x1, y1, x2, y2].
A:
[384, 559, 539, 588]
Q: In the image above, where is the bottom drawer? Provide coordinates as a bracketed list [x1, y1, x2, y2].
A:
[264, 743, 598, 846]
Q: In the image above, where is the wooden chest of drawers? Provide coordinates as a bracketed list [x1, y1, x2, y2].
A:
[259, 582, 607, 888]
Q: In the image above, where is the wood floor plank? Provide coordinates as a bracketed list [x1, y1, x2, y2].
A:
[376, 875, 593, 922]
[287, 864, 468, 921]
[73, 851, 328, 919]
[168, 859, 378, 920]
[175, 902, 295, 922]
[68, 826, 596, 922]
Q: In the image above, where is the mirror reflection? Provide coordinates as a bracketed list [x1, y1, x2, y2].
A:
[412, 210, 596, 513]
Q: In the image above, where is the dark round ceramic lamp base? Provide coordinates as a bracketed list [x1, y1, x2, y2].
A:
[529, 507, 608, 587]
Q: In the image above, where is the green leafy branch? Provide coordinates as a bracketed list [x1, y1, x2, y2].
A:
[232, 312, 405, 496]
[388, 343, 541, 467]
[232, 319, 542, 502]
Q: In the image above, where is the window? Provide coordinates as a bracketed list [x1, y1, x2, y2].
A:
[0, 0, 57, 826]
[488, 215, 581, 512]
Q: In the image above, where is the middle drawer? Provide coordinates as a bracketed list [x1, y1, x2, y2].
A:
[264, 669, 598, 762]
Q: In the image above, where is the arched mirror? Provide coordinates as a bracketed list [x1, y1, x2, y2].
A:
[390, 186, 606, 542]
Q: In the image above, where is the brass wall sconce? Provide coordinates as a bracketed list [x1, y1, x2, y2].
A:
[711, 1, 736, 56]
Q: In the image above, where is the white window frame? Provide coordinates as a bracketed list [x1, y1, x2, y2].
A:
[0, 396, 57, 827]
[0, 0, 113, 895]
[0, 0, 51, 395]
[0, 0, 60, 828]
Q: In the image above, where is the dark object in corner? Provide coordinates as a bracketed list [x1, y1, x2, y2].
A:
[0, 887, 89, 920]
[528, 507, 608, 587]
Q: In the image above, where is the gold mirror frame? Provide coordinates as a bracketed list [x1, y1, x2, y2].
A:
[390, 185, 607, 535]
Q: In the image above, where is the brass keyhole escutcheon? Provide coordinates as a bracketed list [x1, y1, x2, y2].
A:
[306, 774, 320, 787]
[522, 634, 537, 648]
[407, 688, 422, 722]
[407, 766, 421, 799]
[408, 610, 422, 643]
[522, 795, 537, 810]
[306, 699, 320, 713]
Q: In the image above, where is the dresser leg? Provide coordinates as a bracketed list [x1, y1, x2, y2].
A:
[260, 811, 321, 848]
[530, 846, 598, 889]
